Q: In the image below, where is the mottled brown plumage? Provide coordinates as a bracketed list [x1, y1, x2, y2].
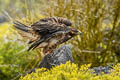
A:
[13, 17, 81, 54]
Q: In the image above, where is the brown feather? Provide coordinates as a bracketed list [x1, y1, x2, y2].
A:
[13, 17, 79, 55]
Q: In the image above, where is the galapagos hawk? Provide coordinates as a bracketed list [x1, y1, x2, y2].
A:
[13, 17, 82, 54]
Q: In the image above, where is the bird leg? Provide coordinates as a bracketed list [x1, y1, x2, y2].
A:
[43, 45, 57, 55]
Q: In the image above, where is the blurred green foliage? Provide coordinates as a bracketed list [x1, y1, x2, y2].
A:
[0, 0, 47, 18]
[0, 39, 42, 80]
[21, 61, 120, 80]
[46, 0, 120, 66]
[0, 0, 120, 80]
[0, 23, 42, 80]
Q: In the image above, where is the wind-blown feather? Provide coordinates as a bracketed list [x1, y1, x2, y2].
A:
[13, 21, 31, 32]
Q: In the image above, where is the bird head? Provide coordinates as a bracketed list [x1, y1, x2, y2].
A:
[69, 29, 82, 37]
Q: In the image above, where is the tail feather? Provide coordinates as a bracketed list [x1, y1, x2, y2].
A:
[13, 21, 31, 32]
[28, 38, 44, 51]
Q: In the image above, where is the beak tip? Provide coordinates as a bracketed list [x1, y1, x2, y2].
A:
[80, 32, 83, 35]
[78, 30, 82, 35]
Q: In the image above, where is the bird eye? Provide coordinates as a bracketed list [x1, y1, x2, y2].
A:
[75, 30, 79, 33]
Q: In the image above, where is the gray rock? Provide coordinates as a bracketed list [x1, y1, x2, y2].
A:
[27, 45, 74, 74]
[27, 45, 113, 75]
[38, 45, 74, 69]
[91, 66, 112, 75]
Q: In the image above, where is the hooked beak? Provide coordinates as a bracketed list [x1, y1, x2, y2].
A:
[77, 30, 83, 35]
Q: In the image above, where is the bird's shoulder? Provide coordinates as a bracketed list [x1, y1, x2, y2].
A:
[31, 17, 72, 27]
[30, 17, 72, 36]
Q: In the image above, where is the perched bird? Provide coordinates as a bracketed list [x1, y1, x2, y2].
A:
[13, 17, 82, 54]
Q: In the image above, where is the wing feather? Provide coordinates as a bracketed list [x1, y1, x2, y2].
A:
[13, 17, 73, 53]
[28, 30, 70, 51]
[31, 17, 72, 36]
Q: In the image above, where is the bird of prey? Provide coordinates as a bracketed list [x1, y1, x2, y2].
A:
[13, 17, 82, 54]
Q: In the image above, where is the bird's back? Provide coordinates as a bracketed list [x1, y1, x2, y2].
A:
[13, 17, 78, 55]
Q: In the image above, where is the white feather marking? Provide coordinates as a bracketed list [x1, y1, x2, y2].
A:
[49, 38, 58, 46]
[37, 42, 48, 48]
